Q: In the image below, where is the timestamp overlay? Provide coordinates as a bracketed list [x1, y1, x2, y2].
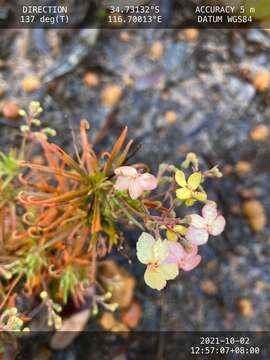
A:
[124, 332, 270, 358]
[0, 0, 269, 29]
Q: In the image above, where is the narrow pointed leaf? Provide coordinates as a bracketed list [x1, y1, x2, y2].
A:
[103, 127, 128, 175]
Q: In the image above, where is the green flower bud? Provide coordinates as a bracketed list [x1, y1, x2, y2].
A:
[53, 303, 62, 313]
[92, 304, 98, 316]
[209, 165, 223, 178]
[48, 315, 53, 327]
[19, 109, 27, 117]
[31, 119, 41, 126]
[54, 315, 62, 330]
[20, 125, 30, 133]
[40, 291, 48, 300]
[42, 128, 56, 137]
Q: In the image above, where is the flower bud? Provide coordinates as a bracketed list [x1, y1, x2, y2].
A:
[209, 165, 223, 178]
[54, 315, 62, 330]
[53, 303, 62, 313]
[40, 291, 48, 300]
[29, 101, 43, 116]
[20, 125, 30, 133]
[92, 304, 98, 316]
[31, 119, 41, 126]
[19, 109, 27, 117]
[42, 128, 56, 137]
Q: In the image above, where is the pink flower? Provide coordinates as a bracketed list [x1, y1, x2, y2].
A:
[114, 166, 157, 199]
[185, 202, 226, 246]
[166, 241, 201, 271]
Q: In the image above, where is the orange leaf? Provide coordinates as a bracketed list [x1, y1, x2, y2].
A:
[103, 126, 128, 175]
[40, 139, 66, 189]
[19, 188, 89, 206]
[115, 139, 133, 168]
[91, 197, 101, 233]
[80, 119, 99, 173]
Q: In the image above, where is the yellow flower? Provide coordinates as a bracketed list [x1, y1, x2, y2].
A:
[175, 170, 207, 206]
[166, 225, 187, 241]
[136, 233, 178, 290]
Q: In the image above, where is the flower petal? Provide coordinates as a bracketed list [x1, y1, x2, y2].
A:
[114, 176, 130, 191]
[181, 255, 202, 271]
[174, 225, 187, 236]
[175, 170, 187, 187]
[176, 188, 191, 200]
[187, 172, 202, 190]
[115, 166, 137, 177]
[166, 241, 185, 264]
[138, 173, 158, 191]
[189, 214, 207, 229]
[128, 179, 144, 199]
[192, 191, 207, 202]
[185, 243, 199, 257]
[208, 215, 226, 236]
[136, 232, 155, 264]
[153, 239, 168, 263]
[202, 203, 218, 223]
[185, 226, 209, 245]
[166, 230, 178, 241]
[159, 263, 179, 280]
[144, 267, 166, 290]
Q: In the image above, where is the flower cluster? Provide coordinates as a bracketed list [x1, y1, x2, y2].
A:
[135, 201, 225, 290]
[114, 164, 225, 291]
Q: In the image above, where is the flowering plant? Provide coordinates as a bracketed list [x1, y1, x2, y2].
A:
[0, 102, 225, 331]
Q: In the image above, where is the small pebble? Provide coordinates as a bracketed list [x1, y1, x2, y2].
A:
[149, 41, 164, 60]
[200, 280, 218, 296]
[237, 298, 254, 318]
[83, 71, 100, 88]
[235, 161, 252, 175]
[253, 70, 270, 92]
[183, 28, 199, 42]
[222, 164, 233, 175]
[21, 75, 41, 93]
[242, 199, 266, 232]
[119, 31, 130, 42]
[1, 100, 20, 119]
[250, 124, 269, 142]
[165, 110, 177, 124]
[101, 84, 122, 107]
